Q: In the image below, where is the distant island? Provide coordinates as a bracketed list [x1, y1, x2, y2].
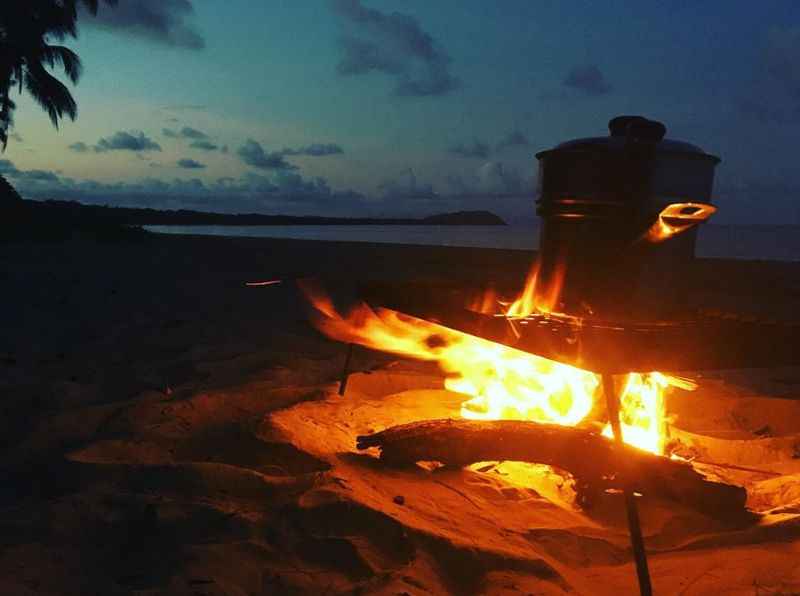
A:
[14, 199, 507, 227]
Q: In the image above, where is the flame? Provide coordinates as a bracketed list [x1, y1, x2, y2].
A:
[302, 277, 690, 457]
[504, 259, 565, 317]
[468, 286, 501, 315]
[302, 288, 598, 427]
[601, 373, 668, 454]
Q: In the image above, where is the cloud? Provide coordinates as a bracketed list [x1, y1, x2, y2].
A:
[496, 131, 530, 152]
[163, 126, 209, 140]
[83, 0, 205, 50]
[162, 104, 207, 112]
[448, 139, 490, 159]
[562, 64, 612, 97]
[179, 126, 208, 140]
[331, 0, 460, 97]
[475, 161, 524, 195]
[0, 159, 60, 183]
[13, 166, 372, 216]
[237, 139, 297, 171]
[446, 161, 532, 198]
[68, 141, 90, 153]
[18, 169, 60, 182]
[379, 168, 437, 200]
[94, 131, 162, 152]
[177, 158, 206, 169]
[0, 159, 20, 176]
[190, 140, 219, 151]
[280, 143, 344, 157]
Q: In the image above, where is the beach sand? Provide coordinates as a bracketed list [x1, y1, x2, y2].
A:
[2, 232, 800, 595]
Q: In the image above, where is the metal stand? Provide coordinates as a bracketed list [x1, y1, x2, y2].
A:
[602, 374, 653, 596]
[338, 343, 355, 396]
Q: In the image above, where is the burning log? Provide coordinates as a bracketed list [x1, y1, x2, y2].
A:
[357, 419, 749, 521]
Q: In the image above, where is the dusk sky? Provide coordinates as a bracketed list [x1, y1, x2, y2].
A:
[3, 0, 800, 223]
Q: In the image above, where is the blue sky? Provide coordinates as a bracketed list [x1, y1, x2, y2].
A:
[2, 0, 800, 223]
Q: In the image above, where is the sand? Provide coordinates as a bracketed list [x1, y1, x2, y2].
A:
[1, 232, 800, 595]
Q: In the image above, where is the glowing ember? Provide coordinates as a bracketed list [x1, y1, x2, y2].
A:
[245, 279, 282, 287]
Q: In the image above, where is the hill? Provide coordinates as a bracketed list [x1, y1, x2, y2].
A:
[21, 200, 506, 226]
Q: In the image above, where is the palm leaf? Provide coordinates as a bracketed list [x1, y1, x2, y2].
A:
[0, 0, 119, 150]
[22, 62, 78, 128]
[0, 93, 16, 150]
[40, 45, 83, 84]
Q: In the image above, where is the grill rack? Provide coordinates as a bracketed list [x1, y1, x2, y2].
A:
[358, 280, 800, 373]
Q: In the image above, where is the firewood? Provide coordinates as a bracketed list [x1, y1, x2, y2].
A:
[357, 419, 749, 520]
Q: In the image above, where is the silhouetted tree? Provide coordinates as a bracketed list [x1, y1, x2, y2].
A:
[0, 0, 117, 150]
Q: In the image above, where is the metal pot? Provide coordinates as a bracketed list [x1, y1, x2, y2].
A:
[535, 115, 720, 322]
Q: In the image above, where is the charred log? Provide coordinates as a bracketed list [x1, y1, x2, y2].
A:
[357, 419, 748, 520]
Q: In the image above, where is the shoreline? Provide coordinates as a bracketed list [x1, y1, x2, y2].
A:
[143, 224, 800, 263]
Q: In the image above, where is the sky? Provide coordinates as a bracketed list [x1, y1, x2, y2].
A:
[2, 0, 800, 223]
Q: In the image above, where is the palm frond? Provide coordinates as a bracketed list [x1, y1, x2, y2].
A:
[22, 62, 78, 128]
[40, 45, 82, 84]
[0, 0, 120, 150]
[0, 92, 16, 151]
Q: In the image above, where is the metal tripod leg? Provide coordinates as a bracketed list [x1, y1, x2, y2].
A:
[602, 374, 653, 596]
[338, 343, 355, 396]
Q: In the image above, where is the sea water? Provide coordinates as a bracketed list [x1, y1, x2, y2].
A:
[145, 223, 800, 262]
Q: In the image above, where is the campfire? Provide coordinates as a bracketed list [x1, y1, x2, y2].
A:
[302, 274, 683, 457]
[297, 116, 800, 595]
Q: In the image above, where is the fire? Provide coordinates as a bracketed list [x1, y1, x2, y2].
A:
[504, 259, 565, 317]
[302, 283, 598, 427]
[301, 274, 688, 457]
[601, 373, 669, 455]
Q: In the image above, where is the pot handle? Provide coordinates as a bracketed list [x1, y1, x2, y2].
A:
[658, 202, 716, 225]
[644, 202, 716, 243]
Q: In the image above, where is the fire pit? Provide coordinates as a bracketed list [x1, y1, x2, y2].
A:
[300, 116, 800, 595]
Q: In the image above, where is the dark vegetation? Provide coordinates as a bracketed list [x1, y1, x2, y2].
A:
[0, 195, 149, 243]
[20, 199, 505, 226]
[0, 188, 505, 243]
[1, 194, 506, 243]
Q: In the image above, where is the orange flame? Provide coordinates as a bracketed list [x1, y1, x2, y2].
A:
[505, 258, 566, 317]
[602, 373, 669, 454]
[468, 286, 501, 315]
[302, 276, 692, 456]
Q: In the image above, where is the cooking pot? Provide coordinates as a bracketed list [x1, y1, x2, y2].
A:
[534, 115, 720, 322]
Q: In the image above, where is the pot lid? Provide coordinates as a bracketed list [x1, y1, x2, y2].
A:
[537, 115, 720, 162]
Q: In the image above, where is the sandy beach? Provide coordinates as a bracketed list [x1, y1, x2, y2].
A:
[2, 232, 800, 595]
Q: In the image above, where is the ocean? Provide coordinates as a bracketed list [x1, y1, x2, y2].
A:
[144, 223, 800, 262]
